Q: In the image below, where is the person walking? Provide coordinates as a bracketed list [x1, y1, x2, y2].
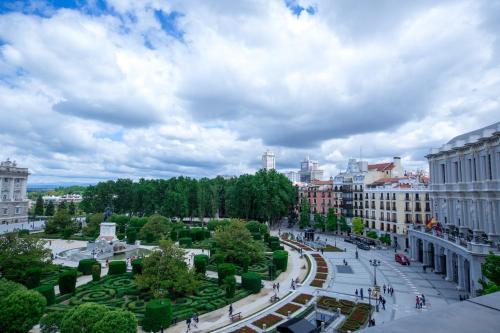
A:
[382, 298, 386, 310]
[272, 283, 276, 292]
[416, 296, 420, 308]
[383, 284, 386, 294]
[360, 288, 364, 300]
[229, 304, 233, 317]
[422, 294, 426, 306]
[355, 289, 358, 297]
[277, 282, 280, 292]
[186, 317, 191, 331]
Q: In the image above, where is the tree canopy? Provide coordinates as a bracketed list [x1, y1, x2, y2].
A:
[0, 289, 46, 333]
[352, 217, 364, 235]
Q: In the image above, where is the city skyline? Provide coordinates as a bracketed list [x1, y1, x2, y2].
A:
[1, 1, 499, 183]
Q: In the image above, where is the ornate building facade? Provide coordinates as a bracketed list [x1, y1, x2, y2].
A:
[0, 159, 29, 227]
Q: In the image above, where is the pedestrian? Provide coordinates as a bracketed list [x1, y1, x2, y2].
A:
[273, 283, 276, 291]
[421, 294, 426, 306]
[382, 298, 386, 310]
[415, 296, 419, 308]
[372, 318, 376, 326]
[229, 304, 233, 316]
[277, 282, 280, 292]
[355, 289, 358, 297]
[321, 248, 324, 255]
[360, 288, 364, 300]
[186, 317, 191, 330]
[383, 284, 386, 294]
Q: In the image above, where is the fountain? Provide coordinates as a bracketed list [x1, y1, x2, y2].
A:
[57, 208, 149, 262]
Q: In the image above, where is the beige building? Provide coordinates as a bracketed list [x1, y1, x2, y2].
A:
[0, 159, 29, 227]
[364, 174, 430, 249]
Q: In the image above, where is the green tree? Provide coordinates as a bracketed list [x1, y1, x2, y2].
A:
[47, 208, 73, 234]
[60, 303, 108, 333]
[58, 201, 67, 211]
[139, 214, 170, 242]
[34, 196, 44, 216]
[213, 219, 265, 265]
[314, 213, 326, 231]
[366, 230, 378, 239]
[299, 200, 310, 229]
[68, 201, 76, 216]
[83, 213, 104, 238]
[92, 309, 137, 333]
[339, 216, 349, 232]
[326, 208, 337, 232]
[352, 217, 364, 235]
[45, 201, 55, 216]
[0, 290, 46, 333]
[479, 252, 500, 295]
[0, 233, 51, 283]
[136, 240, 199, 297]
[0, 278, 27, 299]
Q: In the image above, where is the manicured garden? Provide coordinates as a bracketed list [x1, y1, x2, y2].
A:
[252, 313, 283, 329]
[310, 253, 328, 288]
[292, 293, 313, 305]
[317, 296, 372, 332]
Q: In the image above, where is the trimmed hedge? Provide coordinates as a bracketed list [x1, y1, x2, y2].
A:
[191, 228, 204, 241]
[241, 272, 262, 294]
[132, 259, 142, 275]
[77, 259, 98, 275]
[34, 284, 55, 305]
[273, 250, 288, 271]
[58, 269, 77, 295]
[92, 264, 101, 281]
[252, 233, 262, 241]
[126, 229, 137, 244]
[194, 254, 209, 274]
[268, 236, 281, 251]
[170, 229, 178, 241]
[108, 261, 127, 275]
[25, 267, 41, 289]
[179, 237, 192, 248]
[179, 229, 191, 239]
[218, 263, 236, 285]
[143, 298, 173, 332]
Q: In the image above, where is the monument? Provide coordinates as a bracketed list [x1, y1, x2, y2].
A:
[96, 206, 118, 242]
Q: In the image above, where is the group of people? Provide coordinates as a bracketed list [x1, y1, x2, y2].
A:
[272, 282, 280, 292]
[185, 313, 199, 332]
[383, 284, 394, 296]
[416, 294, 426, 309]
[367, 318, 376, 326]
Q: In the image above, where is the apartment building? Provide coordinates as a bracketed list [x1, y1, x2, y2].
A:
[0, 159, 29, 227]
[364, 174, 430, 249]
[298, 179, 335, 215]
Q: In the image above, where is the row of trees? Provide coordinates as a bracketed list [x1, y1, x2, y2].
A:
[299, 201, 349, 232]
[79, 170, 297, 224]
[33, 197, 77, 217]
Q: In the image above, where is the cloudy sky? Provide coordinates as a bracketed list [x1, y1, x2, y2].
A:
[0, 0, 499, 184]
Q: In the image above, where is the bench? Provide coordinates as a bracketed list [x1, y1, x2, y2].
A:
[230, 312, 242, 322]
[270, 295, 280, 303]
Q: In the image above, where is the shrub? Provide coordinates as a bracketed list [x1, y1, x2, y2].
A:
[207, 219, 229, 231]
[204, 229, 211, 239]
[92, 264, 101, 281]
[179, 237, 192, 247]
[0, 278, 27, 299]
[191, 228, 204, 241]
[241, 255, 250, 273]
[108, 261, 127, 275]
[77, 259, 98, 275]
[194, 254, 209, 274]
[18, 229, 30, 236]
[218, 263, 236, 285]
[142, 298, 173, 332]
[126, 229, 137, 244]
[170, 229, 178, 241]
[263, 232, 270, 243]
[224, 275, 236, 298]
[241, 272, 262, 293]
[132, 258, 143, 275]
[25, 267, 42, 289]
[60, 303, 108, 333]
[212, 253, 225, 265]
[92, 309, 137, 333]
[366, 231, 378, 239]
[0, 290, 46, 333]
[179, 229, 191, 239]
[245, 221, 262, 234]
[58, 270, 77, 295]
[34, 284, 55, 305]
[252, 233, 262, 241]
[40, 311, 66, 333]
[273, 250, 288, 271]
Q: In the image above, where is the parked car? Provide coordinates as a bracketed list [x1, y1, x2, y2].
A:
[395, 253, 410, 265]
[357, 243, 370, 250]
[344, 237, 354, 243]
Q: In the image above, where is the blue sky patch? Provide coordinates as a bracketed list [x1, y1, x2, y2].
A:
[154, 9, 185, 41]
[284, 0, 316, 17]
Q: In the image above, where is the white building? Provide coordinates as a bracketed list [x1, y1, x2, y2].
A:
[0, 159, 29, 229]
[409, 122, 500, 296]
[42, 194, 82, 204]
[283, 170, 300, 183]
[262, 150, 276, 170]
[299, 156, 324, 183]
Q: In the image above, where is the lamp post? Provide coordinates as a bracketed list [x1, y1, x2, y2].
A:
[369, 259, 381, 286]
[368, 287, 372, 325]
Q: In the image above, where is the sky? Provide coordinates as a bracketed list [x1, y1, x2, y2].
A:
[0, 0, 499, 184]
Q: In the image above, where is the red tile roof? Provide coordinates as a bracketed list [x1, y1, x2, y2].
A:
[368, 162, 395, 172]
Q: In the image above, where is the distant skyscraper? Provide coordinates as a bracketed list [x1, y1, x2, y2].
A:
[262, 150, 276, 170]
[299, 156, 324, 182]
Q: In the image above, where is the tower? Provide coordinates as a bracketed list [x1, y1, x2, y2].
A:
[262, 150, 276, 170]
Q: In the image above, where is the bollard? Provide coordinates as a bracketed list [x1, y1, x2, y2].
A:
[263, 323, 267, 332]
[288, 310, 291, 319]
[321, 321, 325, 332]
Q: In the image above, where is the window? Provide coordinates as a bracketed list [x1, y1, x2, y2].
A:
[454, 162, 459, 182]
[468, 159, 472, 181]
[2, 208, 7, 215]
[488, 154, 492, 180]
[441, 164, 446, 183]
[15, 207, 20, 214]
[473, 158, 477, 181]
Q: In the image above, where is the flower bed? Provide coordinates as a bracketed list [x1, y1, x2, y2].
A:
[230, 326, 257, 333]
[315, 273, 328, 280]
[317, 266, 328, 273]
[276, 302, 301, 316]
[323, 245, 342, 252]
[310, 279, 325, 287]
[292, 293, 313, 305]
[311, 253, 322, 258]
[338, 303, 372, 332]
[252, 314, 283, 329]
[317, 296, 355, 315]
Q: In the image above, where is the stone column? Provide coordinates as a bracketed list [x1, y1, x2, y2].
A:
[445, 249, 453, 281]
[9, 177, 14, 201]
[458, 256, 465, 290]
[433, 244, 440, 272]
[423, 240, 429, 265]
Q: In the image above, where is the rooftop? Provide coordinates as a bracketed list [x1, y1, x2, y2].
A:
[368, 162, 395, 172]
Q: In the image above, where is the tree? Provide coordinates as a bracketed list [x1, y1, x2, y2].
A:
[340, 216, 349, 232]
[83, 213, 104, 238]
[213, 219, 265, 265]
[0, 278, 27, 299]
[34, 196, 44, 216]
[314, 213, 325, 231]
[0, 290, 46, 333]
[92, 309, 137, 333]
[58, 201, 67, 211]
[366, 230, 378, 239]
[299, 200, 310, 229]
[482, 252, 500, 285]
[326, 208, 337, 232]
[139, 214, 170, 242]
[45, 201, 55, 216]
[60, 303, 109, 333]
[352, 217, 364, 235]
[136, 240, 199, 297]
[68, 201, 76, 216]
[46, 208, 73, 235]
[0, 233, 51, 283]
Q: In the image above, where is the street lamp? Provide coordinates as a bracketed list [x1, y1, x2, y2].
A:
[368, 287, 372, 325]
[369, 259, 381, 287]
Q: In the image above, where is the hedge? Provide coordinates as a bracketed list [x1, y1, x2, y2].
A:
[252, 233, 262, 241]
[273, 250, 288, 271]
[191, 228, 204, 241]
[126, 229, 137, 244]
[108, 261, 127, 275]
[207, 219, 229, 231]
[179, 237, 192, 248]
[34, 284, 55, 305]
[58, 270, 77, 295]
[241, 272, 262, 294]
[92, 264, 101, 281]
[179, 229, 191, 239]
[132, 259, 143, 275]
[218, 263, 236, 285]
[170, 229, 178, 241]
[194, 255, 209, 274]
[25, 267, 41, 289]
[224, 275, 236, 298]
[77, 259, 98, 275]
[204, 229, 211, 239]
[142, 298, 173, 332]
